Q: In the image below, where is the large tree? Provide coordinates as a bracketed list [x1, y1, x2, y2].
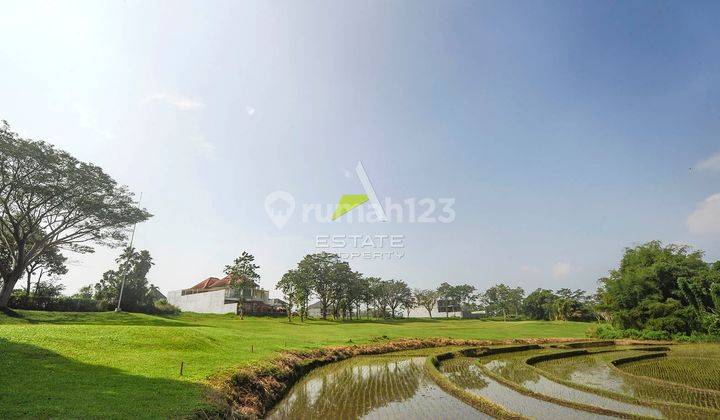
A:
[298, 252, 341, 319]
[386, 279, 411, 318]
[276, 269, 298, 322]
[0, 122, 150, 308]
[523, 288, 557, 320]
[224, 251, 261, 319]
[414, 288, 438, 318]
[436, 282, 456, 318]
[597, 241, 707, 333]
[481, 284, 524, 319]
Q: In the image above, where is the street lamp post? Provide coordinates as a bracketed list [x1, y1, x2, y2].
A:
[115, 193, 142, 312]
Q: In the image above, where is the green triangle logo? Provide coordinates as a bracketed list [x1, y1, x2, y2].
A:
[332, 194, 369, 220]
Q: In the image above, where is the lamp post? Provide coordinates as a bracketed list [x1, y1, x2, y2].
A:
[115, 193, 142, 312]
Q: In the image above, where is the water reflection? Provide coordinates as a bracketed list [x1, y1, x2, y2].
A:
[267, 356, 487, 419]
[440, 357, 614, 420]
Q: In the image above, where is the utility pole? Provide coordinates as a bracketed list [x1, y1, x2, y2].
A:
[116, 193, 142, 312]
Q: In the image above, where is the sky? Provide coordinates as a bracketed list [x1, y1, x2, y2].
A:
[1, 0, 719, 297]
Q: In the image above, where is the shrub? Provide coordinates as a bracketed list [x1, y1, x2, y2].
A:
[622, 328, 642, 339]
[152, 299, 181, 315]
[589, 323, 623, 339]
[639, 329, 671, 341]
[9, 295, 105, 312]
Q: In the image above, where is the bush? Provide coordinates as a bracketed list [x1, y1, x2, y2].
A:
[9, 295, 106, 312]
[621, 328, 642, 339]
[589, 323, 623, 339]
[587, 324, 671, 341]
[640, 329, 671, 341]
[151, 299, 181, 315]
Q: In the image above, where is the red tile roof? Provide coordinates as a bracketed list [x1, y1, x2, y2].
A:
[188, 277, 230, 290]
[188, 275, 259, 290]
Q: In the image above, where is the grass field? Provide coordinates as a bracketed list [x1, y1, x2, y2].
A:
[0, 310, 588, 418]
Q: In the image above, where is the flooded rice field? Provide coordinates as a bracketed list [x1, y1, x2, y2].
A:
[618, 344, 720, 391]
[266, 356, 490, 419]
[440, 356, 615, 419]
[266, 343, 720, 419]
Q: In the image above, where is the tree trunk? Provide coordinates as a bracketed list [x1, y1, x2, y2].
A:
[25, 271, 32, 297]
[0, 272, 22, 309]
[427, 307, 432, 318]
[237, 299, 245, 319]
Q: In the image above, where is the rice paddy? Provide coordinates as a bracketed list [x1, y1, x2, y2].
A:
[618, 344, 720, 391]
[267, 355, 489, 419]
[270, 342, 720, 419]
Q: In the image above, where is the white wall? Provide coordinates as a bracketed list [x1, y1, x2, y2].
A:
[166, 289, 237, 314]
[406, 306, 461, 318]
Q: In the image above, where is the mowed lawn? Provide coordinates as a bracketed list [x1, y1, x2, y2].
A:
[0, 311, 589, 418]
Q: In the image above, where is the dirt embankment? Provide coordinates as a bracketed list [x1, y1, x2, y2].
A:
[201, 337, 592, 419]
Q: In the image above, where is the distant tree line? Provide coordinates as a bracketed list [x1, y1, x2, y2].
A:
[274, 252, 597, 322]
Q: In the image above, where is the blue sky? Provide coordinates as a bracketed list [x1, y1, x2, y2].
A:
[1, 1, 719, 296]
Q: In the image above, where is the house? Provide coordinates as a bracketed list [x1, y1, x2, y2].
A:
[166, 276, 277, 315]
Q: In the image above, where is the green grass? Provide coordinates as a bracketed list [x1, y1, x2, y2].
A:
[0, 310, 588, 418]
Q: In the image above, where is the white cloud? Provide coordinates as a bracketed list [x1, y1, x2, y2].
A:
[245, 105, 256, 116]
[697, 153, 720, 172]
[190, 135, 215, 159]
[143, 93, 204, 111]
[687, 193, 720, 235]
[552, 261, 575, 279]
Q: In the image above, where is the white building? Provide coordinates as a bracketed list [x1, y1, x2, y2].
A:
[407, 299, 463, 318]
[167, 276, 279, 315]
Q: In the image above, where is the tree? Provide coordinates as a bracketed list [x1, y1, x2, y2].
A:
[345, 271, 365, 320]
[383, 280, 411, 318]
[276, 269, 298, 322]
[93, 247, 154, 312]
[329, 260, 352, 319]
[23, 244, 67, 297]
[372, 279, 392, 318]
[482, 284, 514, 318]
[73, 284, 94, 299]
[401, 286, 416, 318]
[523, 288, 557, 320]
[363, 277, 381, 319]
[597, 241, 706, 333]
[436, 282, 456, 318]
[0, 122, 151, 309]
[454, 284, 478, 312]
[224, 252, 260, 320]
[33, 277, 65, 298]
[414, 289, 438, 317]
[298, 252, 341, 319]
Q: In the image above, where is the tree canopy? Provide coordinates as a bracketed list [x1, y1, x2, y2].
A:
[597, 240, 720, 334]
[0, 122, 150, 308]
